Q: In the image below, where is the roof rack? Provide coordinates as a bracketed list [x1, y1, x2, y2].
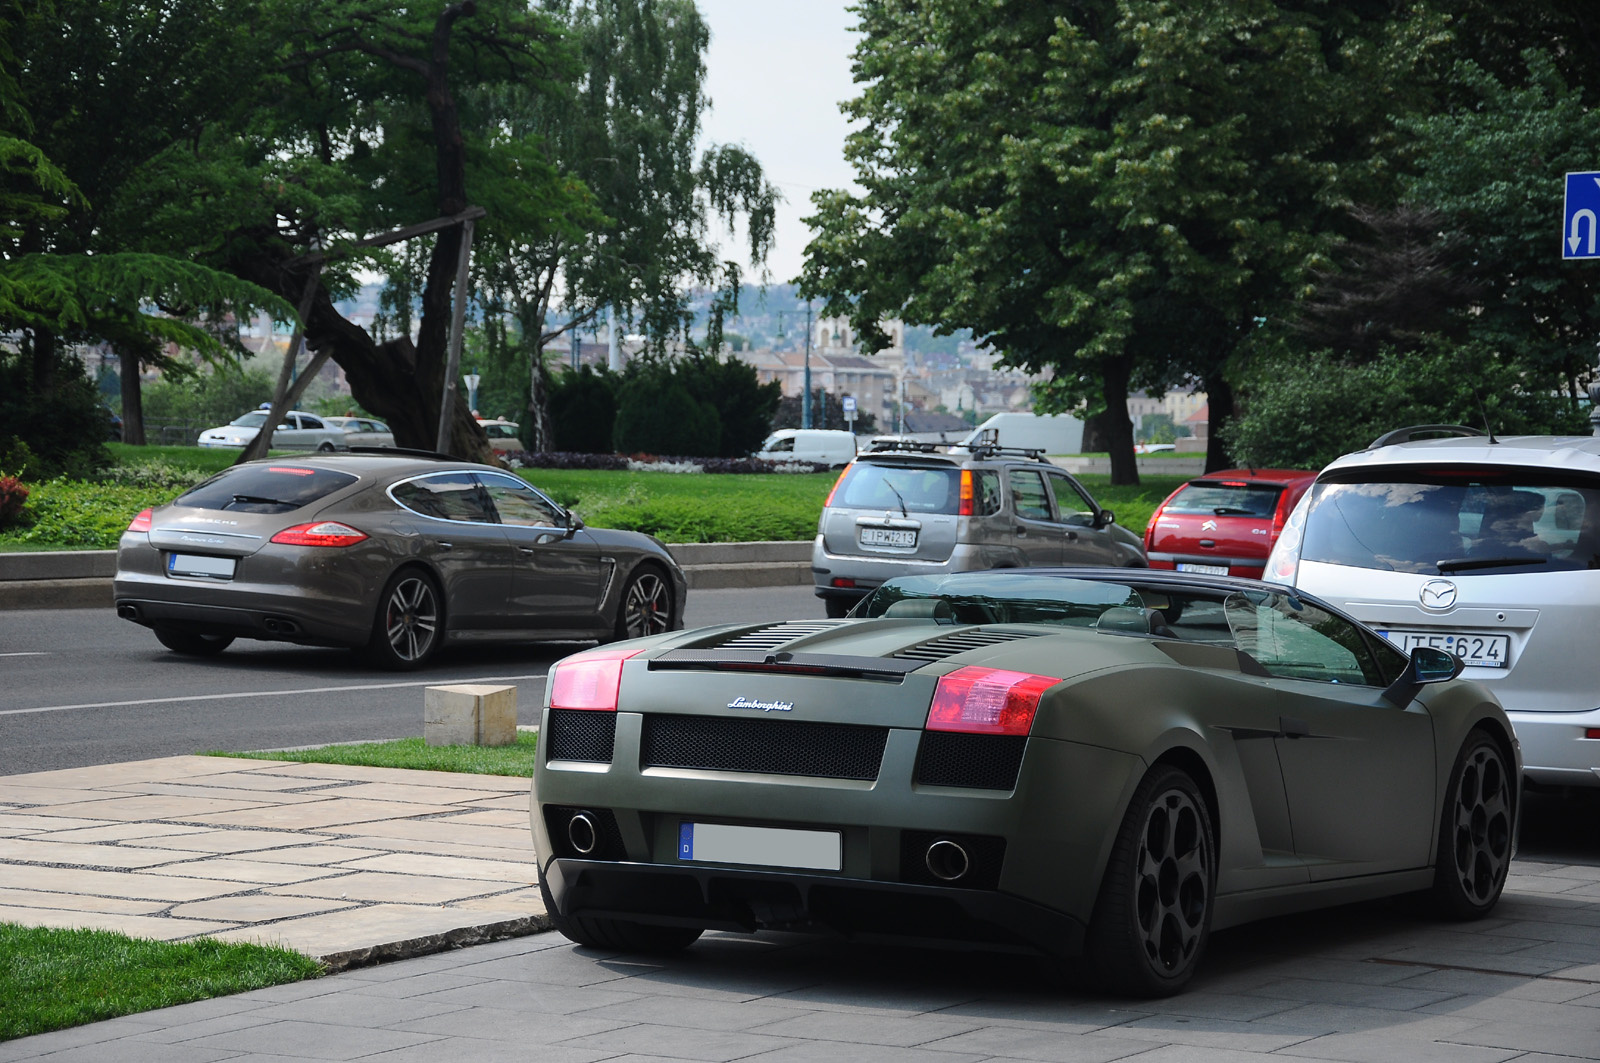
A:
[1368, 425, 1486, 449]
[960, 429, 1051, 463]
[864, 439, 949, 454]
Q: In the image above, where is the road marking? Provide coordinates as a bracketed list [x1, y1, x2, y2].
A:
[0, 652, 47, 657]
[0, 673, 549, 716]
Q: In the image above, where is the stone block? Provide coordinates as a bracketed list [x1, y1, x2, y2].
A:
[424, 685, 518, 747]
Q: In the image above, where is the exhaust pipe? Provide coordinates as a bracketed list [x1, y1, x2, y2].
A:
[262, 617, 300, 635]
[567, 812, 599, 855]
[925, 839, 970, 882]
[117, 604, 140, 621]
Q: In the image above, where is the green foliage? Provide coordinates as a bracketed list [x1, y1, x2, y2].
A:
[548, 364, 619, 453]
[1222, 340, 1591, 470]
[0, 922, 320, 1041]
[212, 732, 538, 778]
[0, 479, 163, 549]
[141, 366, 274, 427]
[0, 474, 27, 528]
[613, 367, 721, 457]
[0, 347, 110, 479]
[673, 351, 782, 456]
[532, 468, 834, 542]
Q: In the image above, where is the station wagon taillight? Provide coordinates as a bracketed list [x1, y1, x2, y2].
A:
[269, 522, 368, 547]
[823, 464, 851, 507]
[957, 470, 974, 516]
[926, 666, 1058, 736]
[127, 508, 153, 533]
[549, 647, 643, 711]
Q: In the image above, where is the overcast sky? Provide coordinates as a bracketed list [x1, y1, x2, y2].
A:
[695, 1, 861, 286]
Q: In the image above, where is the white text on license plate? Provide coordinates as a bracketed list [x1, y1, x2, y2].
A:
[1176, 562, 1229, 575]
[678, 822, 841, 871]
[1378, 630, 1509, 668]
[167, 553, 236, 579]
[860, 527, 916, 548]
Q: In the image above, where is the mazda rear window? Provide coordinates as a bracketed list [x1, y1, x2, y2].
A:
[1166, 482, 1282, 518]
[176, 465, 358, 513]
[1301, 467, 1600, 574]
[835, 463, 960, 514]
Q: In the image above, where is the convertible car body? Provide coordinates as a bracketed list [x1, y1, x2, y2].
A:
[530, 568, 1518, 995]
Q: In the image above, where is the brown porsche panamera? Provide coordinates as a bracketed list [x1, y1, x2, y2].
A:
[113, 452, 686, 668]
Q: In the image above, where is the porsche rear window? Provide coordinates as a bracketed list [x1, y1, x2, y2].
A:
[176, 466, 358, 513]
[1302, 467, 1600, 574]
[1164, 482, 1282, 518]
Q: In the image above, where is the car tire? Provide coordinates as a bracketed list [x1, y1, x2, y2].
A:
[538, 863, 702, 953]
[153, 628, 234, 657]
[1430, 729, 1514, 920]
[613, 566, 674, 642]
[366, 568, 443, 670]
[317, 442, 336, 452]
[824, 597, 852, 619]
[1083, 763, 1216, 997]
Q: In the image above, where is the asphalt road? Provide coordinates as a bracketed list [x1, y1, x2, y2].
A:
[0, 584, 825, 776]
[2, 584, 1595, 866]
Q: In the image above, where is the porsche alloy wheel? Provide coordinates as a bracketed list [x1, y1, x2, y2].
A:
[1433, 730, 1513, 918]
[368, 570, 441, 669]
[1086, 764, 1215, 996]
[615, 568, 672, 641]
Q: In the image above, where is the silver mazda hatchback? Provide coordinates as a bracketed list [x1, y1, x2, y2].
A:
[811, 441, 1147, 616]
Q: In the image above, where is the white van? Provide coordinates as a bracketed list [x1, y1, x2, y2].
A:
[755, 429, 858, 467]
[956, 412, 1084, 455]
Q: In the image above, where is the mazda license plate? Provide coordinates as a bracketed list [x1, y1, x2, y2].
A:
[1377, 630, 1510, 668]
[860, 527, 916, 548]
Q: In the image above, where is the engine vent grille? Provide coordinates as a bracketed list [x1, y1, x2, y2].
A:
[546, 708, 617, 763]
[894, 629, 1034, 663]
[641, 715, 887, 780]
[711, 621, 849, 652]
[916, 732, 1027, 791]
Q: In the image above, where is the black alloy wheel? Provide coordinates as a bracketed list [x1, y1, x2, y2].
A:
[1085, 764, 1216, 996]
[153, 627, 234, 657]
[368, 569, 442, 669]
[615, 567, 673, 641]
[1432, 729, 1514, 918]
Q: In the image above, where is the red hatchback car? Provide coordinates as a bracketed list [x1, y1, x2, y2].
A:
[1144, 468, 1317, 578]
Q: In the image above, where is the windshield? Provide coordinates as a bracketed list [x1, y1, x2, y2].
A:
[834, 462, 960, 515]
[229, 412, 269, 428]
[1302, 467, 1600, 574]
[859, 573, 1145, 627]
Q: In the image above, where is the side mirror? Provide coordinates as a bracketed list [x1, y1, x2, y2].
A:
[1382, 645, 1464, 706]
[563, 513, 585, 540]
[1097, 508, 1116, 528]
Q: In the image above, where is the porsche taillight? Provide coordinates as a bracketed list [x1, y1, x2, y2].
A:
[269, 522, 368, 547]
[926, 666, 1058, 736]
[957, 470, 974, 516]
[127, 508, 153, 533]
[549, 647, 643, 711]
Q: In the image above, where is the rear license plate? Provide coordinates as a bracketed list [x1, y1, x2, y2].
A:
[678, 822, 841, 871]
[167, 553, 236, 579]
[860, 527, 917, 548]
[1176, 562, 1229, 575]
[1377, 630, 1510, 668]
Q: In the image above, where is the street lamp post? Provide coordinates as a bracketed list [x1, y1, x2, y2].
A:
[775, 300, 815, 429]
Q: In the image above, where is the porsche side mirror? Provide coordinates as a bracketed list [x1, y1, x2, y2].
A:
[1382, 645, 1465, 706]
[563, 514, 585, 540]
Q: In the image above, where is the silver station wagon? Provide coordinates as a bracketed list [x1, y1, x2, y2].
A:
[811, 440, 1147, 617]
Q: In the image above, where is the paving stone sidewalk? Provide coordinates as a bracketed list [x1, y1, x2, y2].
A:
[0, 755, 546, 966]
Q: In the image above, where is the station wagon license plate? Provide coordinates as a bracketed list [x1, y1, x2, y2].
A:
[1176, 562, 1229, 575]
[860, 527, 917, 548]
[1377, 630, 1509, 668]
[678, 822, 841, 871]
[167, 553, 236, 579]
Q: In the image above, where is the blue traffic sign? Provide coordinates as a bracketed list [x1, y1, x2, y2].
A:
[1563, 171, 1600, 259]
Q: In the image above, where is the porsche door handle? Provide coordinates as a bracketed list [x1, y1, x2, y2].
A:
[437, 541, 453, 551]
[518, 547, 537, 556]
[1065, 530, 1078, 541]
[1279, 716, 1310, 739]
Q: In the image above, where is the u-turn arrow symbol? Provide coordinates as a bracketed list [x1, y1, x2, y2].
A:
[1569, 208, 1598, 255]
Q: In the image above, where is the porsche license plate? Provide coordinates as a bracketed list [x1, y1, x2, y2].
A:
[167, 553, 236, 579]
[678, 822, 841, 871]
[860, 527, 916, 548]
[1176, 562, 1229, 575]
[1377, 630, 1510, 668]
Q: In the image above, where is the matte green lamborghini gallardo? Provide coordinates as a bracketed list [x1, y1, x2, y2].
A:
[530, 568, 1518, 996]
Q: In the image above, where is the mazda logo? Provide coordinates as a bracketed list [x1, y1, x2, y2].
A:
[1420, 579, 1458, 610]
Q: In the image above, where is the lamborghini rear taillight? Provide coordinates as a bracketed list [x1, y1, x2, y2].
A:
[549, 647, 643, 711]
[926, 666, 1058, 736]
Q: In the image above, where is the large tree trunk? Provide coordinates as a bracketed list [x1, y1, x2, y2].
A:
[1203, 375, 1236, 473]
[118, 349, 145, 445]
[1100, 355, 1139, 486]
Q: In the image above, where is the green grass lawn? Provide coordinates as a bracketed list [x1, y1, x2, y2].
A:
[211, 732, 538, 777]
[0, 923, 321, 1042]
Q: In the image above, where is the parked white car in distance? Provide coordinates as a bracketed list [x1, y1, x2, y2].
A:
[755, 428, 858, 467]
[197, 410, 349, 451]
[323, 416, 395, 448]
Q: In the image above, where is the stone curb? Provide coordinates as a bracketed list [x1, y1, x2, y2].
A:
[319, 913, 554, 973]
[0, 542, 815, 609]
